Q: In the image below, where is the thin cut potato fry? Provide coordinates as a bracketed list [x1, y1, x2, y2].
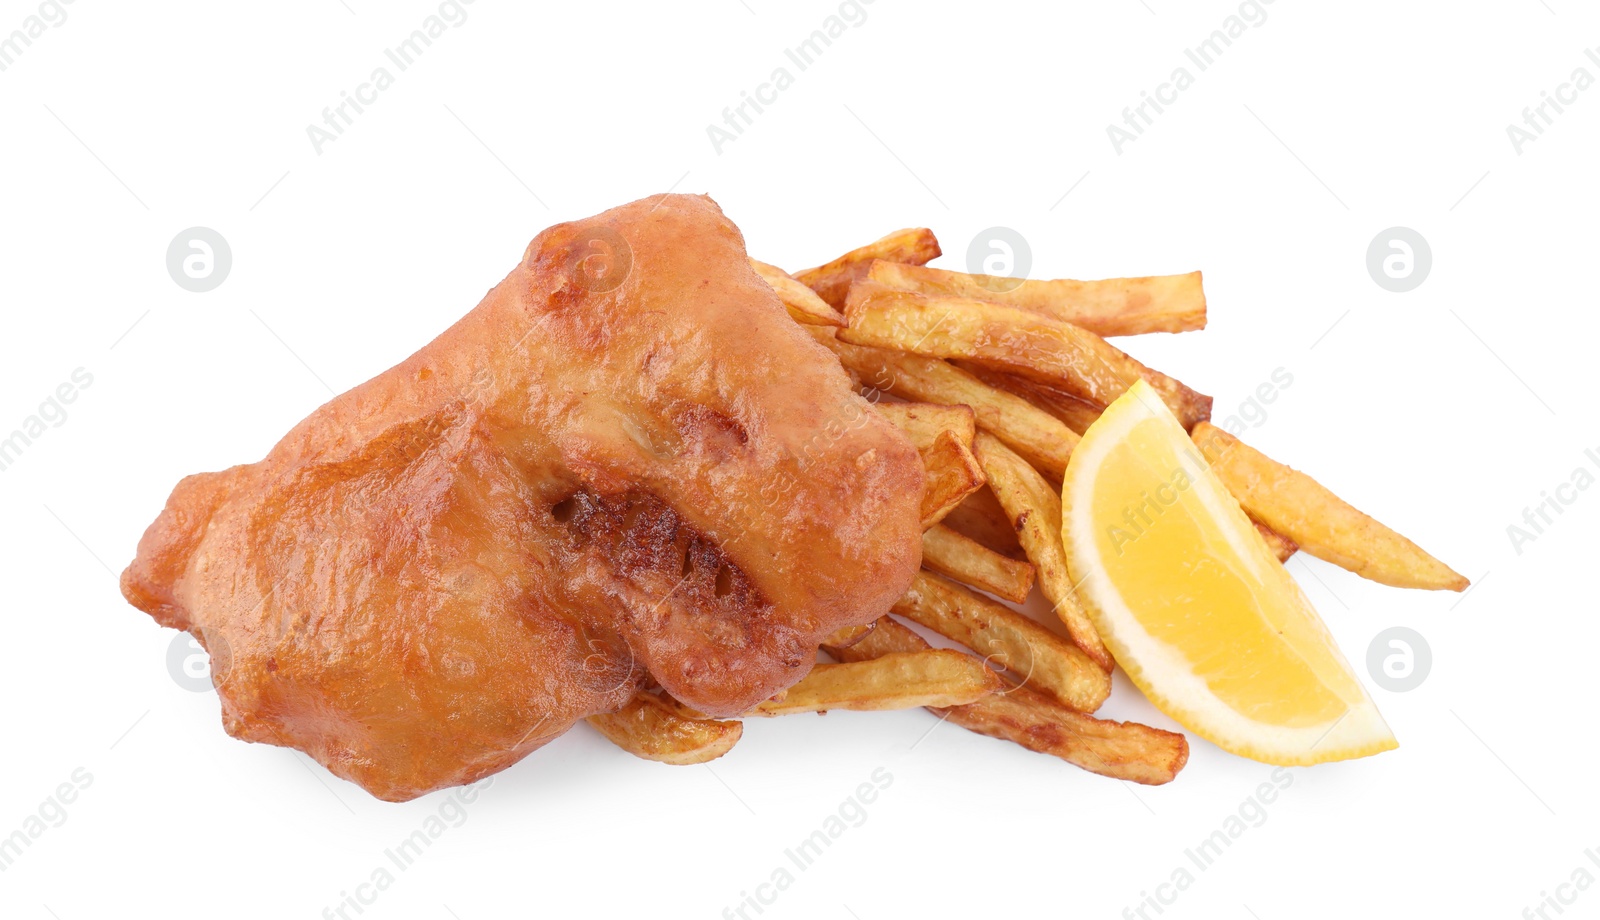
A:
[941, 487, 1025, 558]
[868, 260, 1207, 337]
[826, 618, 1186, 785]
[840, 283, 1212, 430]
[874, 402, 976, 451]
[749, 258, 845, 327]
[956, 363, 1105, 436]
[921, 524, 1035, 604]
[1192, 423, 1468, 591]
[586, 693, 742, 765]
[895, 571, 1109, 713]
[957, 367, 1301, 561]
[747, 650, 1000, 715]
[794, 228, 941, 308]
[918, 430, 985, 529]
[823, 621, 877, 649]
[921, 524, 1030, 604]
[1253, 519, 1299, 563]
[953, 363, 1305, 566]
[810, 328, 1079, 478]
[974, 432, 1112, 670]
[952, 379, 1298, 560]
[930, 687, 1189, 785]
[821, 614, 925, 662]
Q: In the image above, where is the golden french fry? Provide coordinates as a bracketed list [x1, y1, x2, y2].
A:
[930, 688, 1189, 785]
[867, 260, 1206, 337]
[823, 621, 877, 649]
[955, 363, 1105, 436]
[875, 401, 984, 528]
[941, 487, 1025, 558]
[748, 650, 1000, 715]
[794, 228, 941, 308]
[918, 429, 986, 529]
[586, 693, 742, 765]
[874, 402, 976, 451]
[921, 524, 1035, 604]
[949, 371, 1304, 564]
[971, 377, 1294, 560]
[1253, 519, 1299, 564]
[749, 258, 845, 327]
[826, 617, 1186, 785]
[1192, 423, 1467, 591]
[821, 614, 919, 661]
[973, 432, 1112, 670]
[811, 328, 1079, 478]
[840, 283, 1212, 430]
[894, 571, 1108, 713]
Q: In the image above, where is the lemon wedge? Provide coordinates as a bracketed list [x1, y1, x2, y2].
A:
[1061, 381, 1396, 765]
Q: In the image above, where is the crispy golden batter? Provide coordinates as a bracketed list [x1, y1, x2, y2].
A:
[121, 194, 924, 801]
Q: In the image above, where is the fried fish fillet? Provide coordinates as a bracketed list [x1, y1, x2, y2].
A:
[121, 194, 924, 802]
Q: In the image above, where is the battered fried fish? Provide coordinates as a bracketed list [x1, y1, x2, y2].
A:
[122, 194, 924, 802]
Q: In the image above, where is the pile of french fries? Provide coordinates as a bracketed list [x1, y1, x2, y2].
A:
[588, 229, 1468, 786]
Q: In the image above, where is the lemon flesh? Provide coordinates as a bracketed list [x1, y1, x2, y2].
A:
[1061, 381, 1396, 765]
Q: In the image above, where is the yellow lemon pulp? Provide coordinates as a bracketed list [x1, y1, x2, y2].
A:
[1062, 381, 1395, 765]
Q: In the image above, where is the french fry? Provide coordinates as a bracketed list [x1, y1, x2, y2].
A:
[747, 650, 1000, 715]
[929, 688, 1189, 785]
[941, 487, 1025, 558]
[916, 430, 986, 529]
[874, 402, 976, 451]
[868, 260, 1207, 337]
[974, 432, 1113, 670]
[840, 283, 1212, 430]
[794, 228, 941, 308]
[921, 524, 1035, 604]
[1192, 423, 1468, 591]
[866, 394, 987, 529]
[823, 621, 877, 649]
[749, 258, 845, 327]
[811, 328, 1079, 478]
[586, 692, 742, 765]
[1253, 519, 1299, 564]
[826, 617, 1186, 784]
[956, 363, 1105, 436]
[894, 571, 1109, 713]
[950, 375, 1301, 562]
[821, 614, 923, 661]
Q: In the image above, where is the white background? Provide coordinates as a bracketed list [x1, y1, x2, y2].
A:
[2, 1, 1597, 918]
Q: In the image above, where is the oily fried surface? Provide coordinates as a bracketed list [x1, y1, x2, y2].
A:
[121, 194, 924, 801]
